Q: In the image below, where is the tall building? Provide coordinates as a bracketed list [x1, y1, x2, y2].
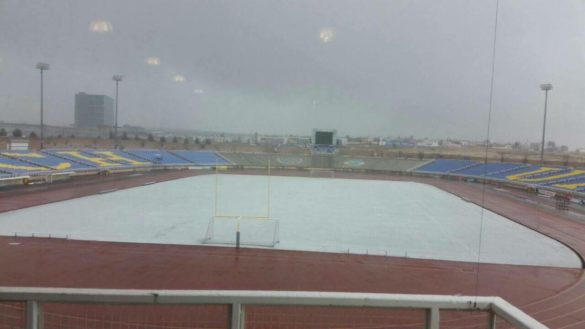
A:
[74, 93, 115, 127]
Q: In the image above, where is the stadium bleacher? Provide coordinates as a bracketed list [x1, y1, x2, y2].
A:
[0, 167, 15, 177]
[0, 149, 233, 178]
[312, 145, 337, 154]
[546, 174, 585, 186]
[413, 159, 585, 194]
[0, 154, 48, 175]
[1, 150, 95, 171]
[171, 150, 230, 165]
[3, 148, 585, 195]
[453, 163, 524, 177]
[0, 149, 230, 173]
[516, 168, 572, 181]
[488, 165, 542, 180]
[124, 149, 193, 165]
[80, 149, 150, 167]
[43, 150, 127, 168]
[553, 177, 585, 190]
[415, 159, 477, 173]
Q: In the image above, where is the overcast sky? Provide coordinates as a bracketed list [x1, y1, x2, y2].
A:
[0, 0, 584, 146]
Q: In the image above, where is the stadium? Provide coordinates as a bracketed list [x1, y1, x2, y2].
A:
[3, 0, 585, 328]
[1, 146, 585, 328]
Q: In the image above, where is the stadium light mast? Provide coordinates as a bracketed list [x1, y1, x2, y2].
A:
[36, 62, 49, 149]
[112, 75, 123, 148]
[539, 83, 553, 164]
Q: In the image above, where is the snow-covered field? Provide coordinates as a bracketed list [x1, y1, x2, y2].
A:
[0, 174, 580, 268]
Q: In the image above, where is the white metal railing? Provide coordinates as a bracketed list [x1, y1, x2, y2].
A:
[0, 287, 548, 329]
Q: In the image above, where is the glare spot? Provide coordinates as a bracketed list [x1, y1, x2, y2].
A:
[89, 20, 113, 33]
[173, 75, 186, 82]
[145, 57, 160, 65]
[193, 89, 204, 94]
[319, 28, 335, 43]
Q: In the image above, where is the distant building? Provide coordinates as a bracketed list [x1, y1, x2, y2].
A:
[258, 135, 286, 145]
[74, 93, 114, 128]
[417, 139, 439, 147]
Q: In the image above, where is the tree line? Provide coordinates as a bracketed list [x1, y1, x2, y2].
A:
[0, 128, 213, 147]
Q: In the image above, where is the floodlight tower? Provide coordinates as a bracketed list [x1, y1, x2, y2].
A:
[112, 75, 123, 148]
[539, 83, 553, 164]
[36, 62, 50, 149]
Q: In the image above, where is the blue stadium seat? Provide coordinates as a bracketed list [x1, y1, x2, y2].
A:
[312, 145, 337, 154]
[415, 160, 477, 173]
[0, 169, 13, 177]
[522, 168, 571, 180]
[124, 149, 192, 165]
[489, 165, 542, 179]
[485, 164, 530, 177]
[545, 174, 585, 186]
[454, 163, 526, 177]
[171, 151, 230, 165]
[0, 154, 49, 175]
[42, 150, 119, 168]
[80, 149, 150, 166]
[1, 150, 94, 171]
[564, 177, 585, 185]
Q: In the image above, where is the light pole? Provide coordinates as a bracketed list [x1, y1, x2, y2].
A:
[36, 62, 50, 149]
[539, 83, 553, 164]
[112, 75, 123, 148]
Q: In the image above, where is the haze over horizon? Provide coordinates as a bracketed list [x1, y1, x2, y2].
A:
[1, 0, 584, 147]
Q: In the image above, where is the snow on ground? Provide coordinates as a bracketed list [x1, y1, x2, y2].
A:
[0, 174, 580, 268]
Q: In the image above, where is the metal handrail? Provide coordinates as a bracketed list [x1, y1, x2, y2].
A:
[0, 287, 548, 329]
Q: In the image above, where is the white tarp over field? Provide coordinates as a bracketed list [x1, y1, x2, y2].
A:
[0, 174, 580, 268]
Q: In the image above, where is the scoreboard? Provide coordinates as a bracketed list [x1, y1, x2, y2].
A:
[313, 129, 336, 145]
[315, 131, 333, 145]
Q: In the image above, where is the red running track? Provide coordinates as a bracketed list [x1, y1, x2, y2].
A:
[0, 169, 584, 328]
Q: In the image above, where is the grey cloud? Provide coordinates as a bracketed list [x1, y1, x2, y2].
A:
[0, 0, 584, 147]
